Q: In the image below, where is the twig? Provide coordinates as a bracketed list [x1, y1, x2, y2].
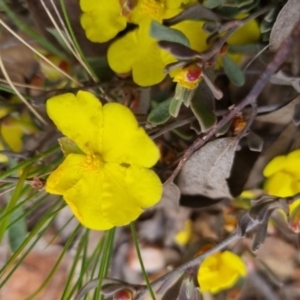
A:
[165, 15, 300, 185]
[201, 5, 272, 61]
[135, 220, 259, 300]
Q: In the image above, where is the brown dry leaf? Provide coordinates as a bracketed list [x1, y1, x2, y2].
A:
[0, 31, 38, 85]
[270, 0, 300, 51]
[178, 137, 239, 199]
[255, 94, 300, 125]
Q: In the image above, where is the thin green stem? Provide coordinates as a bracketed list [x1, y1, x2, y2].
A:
[130, 222, 156, 300]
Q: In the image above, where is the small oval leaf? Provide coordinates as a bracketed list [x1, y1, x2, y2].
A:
[147, 99, 172, 125]
[221, 55, 245, 87]
[158, 41, 200, 60]
[150, 21, 190, 47]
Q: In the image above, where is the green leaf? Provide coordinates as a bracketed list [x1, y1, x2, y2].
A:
[150, 21, 190, 47]
[227, 44, 266, 55]
[8, 206, 27, 253]
[59, 137, 84, 156]
[158, 41, 200, 60]
[148, 99, 172, 125]
[175, 84, 196, 108]
[47, 28, 72, 54]
[203, 0, 222, 9]
[169, 98, 183, 118]
[221, 55, 245, 87]
[191, 81, 216, 132]
[164, 4, 221, 25]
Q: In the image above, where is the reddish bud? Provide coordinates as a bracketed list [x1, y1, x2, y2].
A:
[113, 290, 132, 300]
[186, 66, 202, 82]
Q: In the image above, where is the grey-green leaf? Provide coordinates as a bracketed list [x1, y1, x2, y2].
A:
[203, 0, 222, 9]
[8, 207, 27, 252]
[169, 98, 183, 118]
[148, 98, 172, 125]
[150, 21, 190, 47]
[221, 55, 245, 87]
[191, 81, 216, 132]
[164, 4, 221, 25]
[158, 41, 200, 60]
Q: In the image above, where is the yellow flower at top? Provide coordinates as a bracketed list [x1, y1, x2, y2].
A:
[80, 0, 193, 43]
[46, 91, 162, 230]
[263, 149, 300, 198]
[197, 251, 246, 294]
[108, 20, 209, 86]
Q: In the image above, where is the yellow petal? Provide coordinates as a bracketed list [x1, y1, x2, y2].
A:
[46, 153, 85, 195]
[198, 251, 246, 294]
[108, 23, 167, 86]
[46, 91, 103, 154]
[285, 149, 300, 175]
[0, 139, 8, 163]
[101, 163, 162, 226]
[62, 162, 161, 230]
[1, 117, 23, 152]
[227, 16, 260, 46]
[102, 102, 160, 167]
[264, 171, 294, 197]
[263, 155, 286, 177]
[63, 168, 115, 231]
[80, 0, 126, 43]
[171, 20, 209, 53]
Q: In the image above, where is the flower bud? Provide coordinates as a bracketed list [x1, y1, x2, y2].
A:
[113, 289, 132, 300]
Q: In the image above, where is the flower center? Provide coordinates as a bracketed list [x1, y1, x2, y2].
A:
[140, 0, 165, 21]
[83, 153, 104, 172]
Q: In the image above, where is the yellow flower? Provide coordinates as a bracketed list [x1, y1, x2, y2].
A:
[46, 91, 162, 230]
[0, 105, 38, 162]
[174, 219, 192, 245]
[197, 251, 246, 294]
[80, 0, 192, 43]
[263, 149, 300, 197]
[108, 20, 209, 86]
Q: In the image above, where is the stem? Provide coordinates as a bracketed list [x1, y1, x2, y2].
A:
[165, 15, 300, 185]
[130, 222, 156, 300]
[135, 220, 259, 300]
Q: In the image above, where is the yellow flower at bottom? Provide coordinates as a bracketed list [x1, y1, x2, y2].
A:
[46, 91, 162, 230]
[197, 251, 246, 294]
[263, 149, 300, 197]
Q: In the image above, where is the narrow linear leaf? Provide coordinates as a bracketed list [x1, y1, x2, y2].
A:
[150, 21, 190, 47]
[221, 55, 245, 87]
[47, 28, 72, 54]
[8, 206, 27, 252]
[148, 99, 172, 125]
[158, 41, 200, 60]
